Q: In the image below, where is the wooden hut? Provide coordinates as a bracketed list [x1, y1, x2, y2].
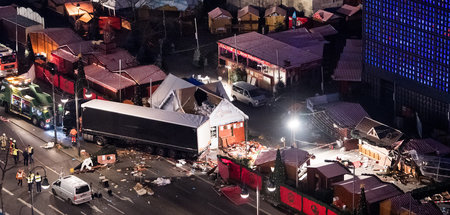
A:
[208, 7, 232, 34]
[237, 5, 259, 32]
[264, 6, 286, 32]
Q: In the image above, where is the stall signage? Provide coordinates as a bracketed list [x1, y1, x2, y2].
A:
[303, 196, 327, 215]
[280, 186, 302, 212]
[218, 43, 271, 67]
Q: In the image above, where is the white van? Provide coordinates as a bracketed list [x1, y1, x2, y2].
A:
[52, 175, 92, 205]
[231, 81, 268, 107]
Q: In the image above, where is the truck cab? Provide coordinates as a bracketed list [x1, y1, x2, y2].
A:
[0, 76, 53, 129]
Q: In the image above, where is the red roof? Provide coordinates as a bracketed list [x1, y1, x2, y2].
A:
[254, 148, 310, 166]
[308, 162, 350, 178]
[333, 175, 403, 204]
[400, 138, 450, 156]
[238, 5, 259, 18]
[336, 4, 361, 16]
[264, 6, 286, 17]
[333, 39, 362, 82]
[84, 64, 136, 93]
[0, 6, 16, 19]
[93, 48, 138, 71]
[30, 28, 82, 47]
[123, 65, 166, 85]
[208, 7, 232, 19]
[218, 32, 321, 69]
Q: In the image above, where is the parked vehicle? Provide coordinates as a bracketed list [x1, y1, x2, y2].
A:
[0, 43, 18, 78]
[62, 98, 89, 135]
[231, 81, 268, 107]
[51, 175, 92, 205]
[69, 99, 210, 159]
[0, 76, 53, 128]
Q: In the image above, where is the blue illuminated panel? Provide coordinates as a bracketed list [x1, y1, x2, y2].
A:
[364, 0, 450, 92]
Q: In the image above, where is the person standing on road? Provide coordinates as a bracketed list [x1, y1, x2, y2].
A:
[16, 169, 24, 186]
[27, 172, 34, 193]
[28, 145, 34, 163]
[12, 147, 19, 165]
[35, 172, 42, 193]
[9, 138, 14, 155]
[1, 133, 7, 150]
[23, 147, 29, 166]
[70, 128, 77, 146]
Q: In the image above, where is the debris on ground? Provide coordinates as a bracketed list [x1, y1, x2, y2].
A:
[152, 177, 171, 186]
[134, 183, 147, 196]
[41, 141, 55, 149]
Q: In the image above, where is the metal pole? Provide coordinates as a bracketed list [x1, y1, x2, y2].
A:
[75, 81, 80, 157]
[194, 18, 199, 50]
[352, 165, 355, 211]
[234, 34, 238, 64]
[119, 59, 122, 102]
[256, 178, 259, 215]
[15, 11, 18, 52]
[31, 182, 34, 215]
[163, 9, 166, 40]
[52, 73, 57, 146]
[149, 78, 152, 108]
[296, 148, 298, 188]
[321, 66, 324, 94]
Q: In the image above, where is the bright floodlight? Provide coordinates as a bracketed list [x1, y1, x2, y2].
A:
[240, 187, 249, 199]
[288, 118, 300, 130]
[267, 180, 276, 192]
[85, 89, 93, 98]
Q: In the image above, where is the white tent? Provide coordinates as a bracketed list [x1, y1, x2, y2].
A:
[94, 0, 139, 16]
[151, 73, 194, 108]
[209, 99, 248, 127]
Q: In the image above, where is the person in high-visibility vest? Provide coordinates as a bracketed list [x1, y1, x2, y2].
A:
[12, 147, 19, 165]
[1, 133, 7, 150]
[16, 169, 25, 187]
[9, 138, 14, 155]
[28, 145, 34, 164]
[27, 173, 34, 193]
[35, 172, 42, 193]
[70, 128, 77, 145]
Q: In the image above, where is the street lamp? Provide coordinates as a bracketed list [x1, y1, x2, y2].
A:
[240, 186, 249, 199]
[287, 118, 300, 147]
[73, 77, 92, 157]
[280, 137, 286, 148]
[267, 180, 276, 192]
[48, 64, 58, 147]
[76, 3, 80, 16]
[29, 166, 50, 215]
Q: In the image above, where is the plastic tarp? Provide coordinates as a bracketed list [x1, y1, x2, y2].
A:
[152, 73, 194, 108]
[209, 99, 248, 126]
[241, 168, 261, 190]
[81, 99, 208, 128]
[218, 158, 230, 181]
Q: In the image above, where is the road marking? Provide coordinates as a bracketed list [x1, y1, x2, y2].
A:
[80, 212, 87, 215]
[2, 188, 14, 196]
[17, 198, 45, 215]
[103, 197, 115, 205]
[88, 204, 103, 213]
[48, 191, 65, 201]
[112, 192, 134, 204]
[108, 203, 125, 214]
[207, 202, 228, 214]
[48, 205, 66, 215]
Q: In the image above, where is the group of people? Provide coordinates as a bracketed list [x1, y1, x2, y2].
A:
[16, 169, 43, 192]
[2, 133, 41, 193]
[1, 133, 34, 165]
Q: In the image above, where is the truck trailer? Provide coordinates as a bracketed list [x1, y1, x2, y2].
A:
[80, 99, 211, 158]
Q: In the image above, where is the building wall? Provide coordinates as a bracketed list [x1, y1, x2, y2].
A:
[239, 13, 259, 32]
[265, 16, 285, 32]
[363, 0, 450, 130]
[29, 32, 59, 59]
[209, 17, 232, 34]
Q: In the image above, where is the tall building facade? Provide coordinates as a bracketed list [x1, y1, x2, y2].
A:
[363, 0, 450, 129]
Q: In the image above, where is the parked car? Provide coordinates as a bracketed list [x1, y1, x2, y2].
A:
[51, 175, 92, 205]
[231, 81, 268, 107]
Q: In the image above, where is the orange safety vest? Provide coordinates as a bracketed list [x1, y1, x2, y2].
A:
[16, 171, 23, 180]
